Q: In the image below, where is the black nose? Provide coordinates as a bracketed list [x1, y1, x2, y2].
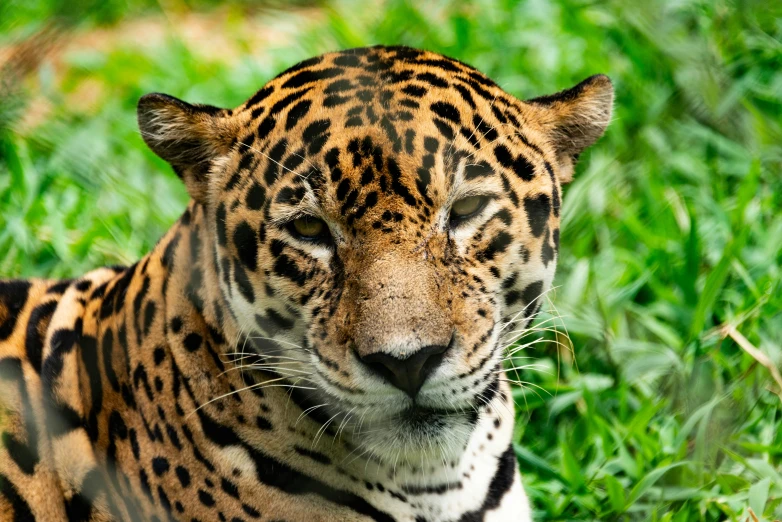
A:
[360, 344, 449, 398]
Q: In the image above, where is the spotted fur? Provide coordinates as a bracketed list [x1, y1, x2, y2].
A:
[0, 45, 612, 521]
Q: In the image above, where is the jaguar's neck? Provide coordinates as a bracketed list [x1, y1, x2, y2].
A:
[154, 201, 242, 346]
[87, 200, 249, 444]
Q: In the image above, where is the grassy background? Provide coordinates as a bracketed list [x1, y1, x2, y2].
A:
[1, 0, 781, 519]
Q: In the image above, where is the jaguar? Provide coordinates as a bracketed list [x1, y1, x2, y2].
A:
[0, 45, 612, 521]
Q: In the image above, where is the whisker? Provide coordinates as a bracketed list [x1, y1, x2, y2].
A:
[296, 403, 330, 426]
[313, 410, 343, 447]
[500, 314, 569, 339]
[498, 377, 552, 397]
[188, 375, 298, 417]
[503, 337, 572, 357]
[239, 141, 308, 182]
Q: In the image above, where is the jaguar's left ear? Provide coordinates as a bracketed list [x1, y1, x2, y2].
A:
[527, 74, 614, 184]
[138, 93, 238, 203]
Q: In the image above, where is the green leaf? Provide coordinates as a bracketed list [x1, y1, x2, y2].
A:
[716, 473, 751, 494]
[745, 459, 782, 484]
[673, 397, 720, 450]
[625, 462, 688, 507]
[513, 443, 564, 482]
[748, 477, 770, 516]
[689, 246, 734, 340]
[559, 435, 586, 491]
[604, 474, 626, 512]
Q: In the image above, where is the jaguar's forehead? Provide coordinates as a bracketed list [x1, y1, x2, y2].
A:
[239, 45, 516, 128]
[224, 46, 554, 234]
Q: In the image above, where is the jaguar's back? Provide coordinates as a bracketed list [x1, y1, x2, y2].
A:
[0, 45, 612, 521]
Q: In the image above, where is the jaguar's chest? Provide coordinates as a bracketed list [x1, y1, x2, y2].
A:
[109, 387, 521, 522]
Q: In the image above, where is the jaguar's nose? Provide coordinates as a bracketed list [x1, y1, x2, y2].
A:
[359, 344, 449, 398]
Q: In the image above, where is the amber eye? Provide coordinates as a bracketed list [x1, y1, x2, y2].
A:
[290, 216, 328, 241]
[450, 195, 488, 222]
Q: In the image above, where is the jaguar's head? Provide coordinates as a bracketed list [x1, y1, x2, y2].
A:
[137, 46, 612, 464]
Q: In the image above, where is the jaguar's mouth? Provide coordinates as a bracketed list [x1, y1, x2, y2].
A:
[350, 405, 479, 465]
[399, 405, 476, 426]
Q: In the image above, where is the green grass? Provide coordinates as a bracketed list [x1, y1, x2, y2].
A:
[2, 0, 781, 519]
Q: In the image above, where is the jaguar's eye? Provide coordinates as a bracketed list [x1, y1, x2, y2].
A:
[450, 195, 488, 223]
[289, 216, 328, 241]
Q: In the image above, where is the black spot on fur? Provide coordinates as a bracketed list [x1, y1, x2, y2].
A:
[233, 221, 258, 271]
[402, 84, 426, 98]
[493, 144, 513, 167]
[143, 301, 156, 336]
[184, 333, 203, 352]
[221, 477, 240, 499]
[430, 101, 461, 123]
[0, 471, 35, 520]
[25, 301, 57, 372]
[285, 100, 312, 130]
[256, 416, 273, 430]
[283, 149, 305, 172]
[266, 309, 294, 330]
[387, 158, 417, 206]
[152, 457, 170, 476]
[153, 347, 166, 366]
[479, 231, 512, 261]
[263, 139, 288, 185]
[170, 317, 183, 333]
[512, 153, 535, 182]
[458, 445, 517, 521]
[521, 280, 544, 308]
[416, 72, 448, 88]
[216, 203, 228, 247]
[273, 255, 307, 287]
[380, 116, 402, 152]
[233, 259, 255, 303]
[1, 431, 37, 476]
[294, 446, 332, 465]
[176, 466, 191, 488]
[246, 85, 273, 108]
[523, 194, 551, 237]
[336, 179, 351, 201]
[334, 53, 361, 67]
[256, 114, 276, 142]
[282, 67, 344, 89]
[360, 166, 374, 185]
[541, 227, 556, 266]
[433, 119, 455, 141]
[473, 114, 498, 142]
[242, 504, 261, 518]
[464, 161, 493, 180]
[0, 280, 31, 342]
[246, 183, 266, 211]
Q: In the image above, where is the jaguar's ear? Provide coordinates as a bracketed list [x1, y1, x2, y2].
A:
[138, 93, 237, 202]
[527, 75, 613, 184]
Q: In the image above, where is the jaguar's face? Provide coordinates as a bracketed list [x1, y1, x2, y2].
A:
[138, 46, 612, 463]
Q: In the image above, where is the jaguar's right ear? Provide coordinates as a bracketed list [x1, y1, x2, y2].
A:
[138, 93, 237, 203]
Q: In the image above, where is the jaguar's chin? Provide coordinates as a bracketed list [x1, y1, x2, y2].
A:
[349, 407, 478, 466]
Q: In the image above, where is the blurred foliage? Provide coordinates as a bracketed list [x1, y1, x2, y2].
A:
[1, 0, 781, 520]
[0, 0, 321, 30]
